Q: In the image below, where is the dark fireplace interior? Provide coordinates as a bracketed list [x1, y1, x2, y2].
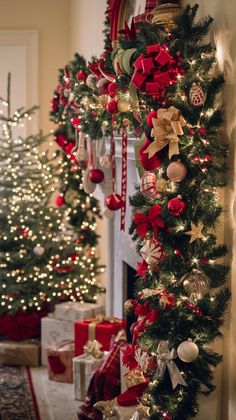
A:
[124, 263, 137, 343]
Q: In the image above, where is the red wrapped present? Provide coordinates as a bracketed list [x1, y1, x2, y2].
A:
[74, 315, 126, 356]
[46, 340, 74, 383]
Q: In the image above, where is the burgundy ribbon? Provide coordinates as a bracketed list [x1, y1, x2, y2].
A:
[133, 204, 164, 238]
[120, 126, 128, 231]
[110, 131, 116, 192]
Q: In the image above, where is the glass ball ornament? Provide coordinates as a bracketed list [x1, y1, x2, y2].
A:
[86, 74, 97, 89]
[166, 160, 187, 182]
[33, 245, 45, 256]
[105, 193, 123, 211]
[181, 270, 209, 301]
[177, 340, 199, 363]
[89, 169, 104, 184]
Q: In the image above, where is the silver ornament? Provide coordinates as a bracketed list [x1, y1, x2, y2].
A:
[181, 270, 209, 301]
[177, 340, 199, 363]
[33, 245, 45, 256]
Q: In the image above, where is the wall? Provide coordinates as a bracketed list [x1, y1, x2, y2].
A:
[0, 0, 70, 134]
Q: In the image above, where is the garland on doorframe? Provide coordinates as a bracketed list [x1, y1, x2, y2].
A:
[112, 4, 229, 420]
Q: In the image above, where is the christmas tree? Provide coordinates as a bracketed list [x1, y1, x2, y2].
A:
[0, 74, 103, 340]
[113, 4, 230, 419]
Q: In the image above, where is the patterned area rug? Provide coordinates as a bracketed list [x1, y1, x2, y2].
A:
[0, 365, 40, 420]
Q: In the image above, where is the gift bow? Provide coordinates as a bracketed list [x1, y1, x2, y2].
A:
[87, 315, 123, 341]
[94, 400, 119, 419]
[133, 204, 164, 238]
[84, 339, 103, 359]
[145, 106, 186, 159]
[155, 340, 187, 389]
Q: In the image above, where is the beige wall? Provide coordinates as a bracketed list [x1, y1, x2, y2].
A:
[0, 0, 70, 134]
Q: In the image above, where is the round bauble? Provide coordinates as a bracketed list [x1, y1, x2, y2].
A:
[166, 160, 187, 182]
[97, 77, 109, 94]
[108, 82, 118, 97]
[107, 99, 118, 114]
[189, 82, 206, 107]
[76, 71, 87, 82]
[86, 74, 97, 89]
[140, 172, 157, 198]
[82, 168, 96, 194]
[89, 169, 104, 184]
[146, 111, 157, 128]
[71, 116, 81, 128]
[182, 271, 209, 301]
[168, 197, 186, 216]
[55, 195, 65, 207]
[117, 98, 130, 113]
[99, 153, 112, 169]
[33, 245, 45, 256]
[97, 94, 108, 109]
[139, 139, 164, 171]
[106, 193, 123, 211]
[177, 340, 199, 363]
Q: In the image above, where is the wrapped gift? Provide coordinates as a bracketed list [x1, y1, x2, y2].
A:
[55, 301, 104, 322]
[0, 340, 40, 366]
[41, 315, 74, 366]
[47, 340, 74, 383]
[73, 343, 109, 401]
[75, 315, 126, 356]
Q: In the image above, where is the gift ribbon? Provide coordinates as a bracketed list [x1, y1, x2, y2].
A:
[84, 339, 103, 359]
[79, 361, 86, 400]
[120, 126, 128, 231]
[145, 106, 186, 159]
[133, 204, 164, 238]
[125, 367, 147, 389]
[110, 130, 116, 193]
[87, 315, 123, 341]
[155, 340, 187, 389]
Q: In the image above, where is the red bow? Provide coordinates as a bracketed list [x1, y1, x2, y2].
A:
[133, 204, 164, 238]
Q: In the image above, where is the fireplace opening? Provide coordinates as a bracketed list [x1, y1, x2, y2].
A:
[124, 263, 137, 343]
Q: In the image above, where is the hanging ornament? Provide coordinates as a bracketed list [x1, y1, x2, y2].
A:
[166, 160, 187, 182]
[82, 137, 96, 194]
[162, 412, 172, 420]
[96, 77, 109, 94]
[140, 238, 165, 265]
[177, 340, 199, 363]
[107, 99, 118, 114]
[99, 153, 112, 169]
[71, 116, 80, 128]
[105, 193, 123, 211]
[140, 172, 159, 199]
[189, 82, 206, 107]
[168, 197, 186, 216]
[86, 74, 97, 89]
[89, 169, 104, 184]
[117, 97, 130, 113]
[75, 131, 87, 163]
[33, 245, 45, 256]
[55, 194, 65, 207]
[181, 270, 209, 301]
[185, 222, 205, 243]
[120, 125, 128, 230]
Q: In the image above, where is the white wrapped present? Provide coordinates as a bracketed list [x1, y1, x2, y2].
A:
[41, 315, 74, 366]
[54, 301, 104, 322]
[73, 349, 108, 401]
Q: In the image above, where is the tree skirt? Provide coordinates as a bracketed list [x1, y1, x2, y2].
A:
[0, 365, 40, 419]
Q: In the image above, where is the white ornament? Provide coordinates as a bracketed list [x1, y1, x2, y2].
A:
[177, 340, 199, 363]
[33, 245, 45, 256]
[99, 153, 112, 169]
[140, 239, 165, 265]
[189, 83, 206, 107]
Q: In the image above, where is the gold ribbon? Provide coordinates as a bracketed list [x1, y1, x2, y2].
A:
[141, 286, 165, 298]
[84, 339, 103, 359]
[145, 106, 186, 159]
[79, 361, 86, 400]
[125, 367, 147, 389]
[94, 399, 119, 419]
[87, 315, 123, 341]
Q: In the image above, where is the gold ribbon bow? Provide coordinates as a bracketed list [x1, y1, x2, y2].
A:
[87, 315, 123, 341]
[145, 106, 186, 159]
[125, 366, 147, 389]
[94, 399, 119, 419]
[84, 339, 103, 359]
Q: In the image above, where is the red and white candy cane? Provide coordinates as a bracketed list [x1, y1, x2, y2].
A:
[120, 125, 128, 231]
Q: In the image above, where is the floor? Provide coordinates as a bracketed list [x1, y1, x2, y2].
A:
[31, 367, 80, 420]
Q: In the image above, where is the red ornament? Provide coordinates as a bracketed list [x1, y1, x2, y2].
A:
[162, 411, 172, 420]
[106, 193, 123, 211]
[71, 116, 81, 128]
[200, 257, 209, 265]
[107, 99, 118, 114]
[108, 82, 118, 97]
[76, 71, 87, 82]
[139, 139, 164, 171]
[89, 169, 104, 184]
[146, 111, 157, 128]
[140, 172, 157, 198]
[168, 197, 186, 216]
[59, 96, 68, 107]
[55, 195, 65, 207]
[199, 127, 207, 135]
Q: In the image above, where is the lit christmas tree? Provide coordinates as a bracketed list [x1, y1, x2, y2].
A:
[0, 74, 103, 340]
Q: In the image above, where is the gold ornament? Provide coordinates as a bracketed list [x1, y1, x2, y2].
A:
[117, 98, 130, 113]
[97, 94, 108, 109]
[145, 106, 186, 159]
[156, 177, 168, 192]
[182, 271, 209, 301]
[185, 223, 205, 243]
[146, 3, 181, 31]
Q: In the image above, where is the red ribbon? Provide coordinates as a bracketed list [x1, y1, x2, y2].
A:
[133, 204, 164, 238]
[120, 126, 128, 231]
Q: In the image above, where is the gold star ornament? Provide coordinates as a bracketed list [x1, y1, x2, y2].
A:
[185, 223, 205, 243]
